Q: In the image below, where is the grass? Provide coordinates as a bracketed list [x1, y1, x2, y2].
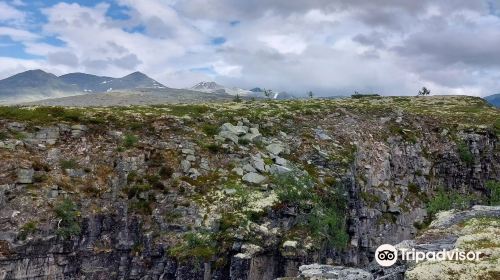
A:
[0, 106, 84, 124]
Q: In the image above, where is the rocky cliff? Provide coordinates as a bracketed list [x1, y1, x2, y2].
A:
[0, 96, 498, 279]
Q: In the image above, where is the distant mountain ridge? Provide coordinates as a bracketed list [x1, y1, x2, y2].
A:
[57, 71, 166, 92]
[190, 81, 252, 96]
[0, 69, 165, 103]
[484, 93, 500, 107]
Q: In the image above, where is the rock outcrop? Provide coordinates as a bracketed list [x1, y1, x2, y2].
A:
[0, 96, 498, 279]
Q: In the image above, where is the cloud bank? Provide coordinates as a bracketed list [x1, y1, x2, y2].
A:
[0, 0, 500, 96]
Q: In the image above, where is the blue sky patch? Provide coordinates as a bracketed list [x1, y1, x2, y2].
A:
[211, 37, 226, 45]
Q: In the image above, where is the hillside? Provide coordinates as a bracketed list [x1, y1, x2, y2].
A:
[0, 96, 498, 279]
[22, 88, 234, 107]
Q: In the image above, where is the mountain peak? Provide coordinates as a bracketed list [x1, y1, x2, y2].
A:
[124, 71, 148, 78]
[191, 81, 223, 90]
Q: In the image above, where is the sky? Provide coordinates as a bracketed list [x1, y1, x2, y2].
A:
[1, 0, 500, 96]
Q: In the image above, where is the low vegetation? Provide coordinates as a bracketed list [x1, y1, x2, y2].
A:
[426, 188, 474, 217]
[54, 199, 81, 239]
[485, 181, 500, 206]
[272, 170, 349, 249]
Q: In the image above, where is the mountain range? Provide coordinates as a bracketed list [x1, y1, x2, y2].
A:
[0, 70, 165, 103]
[190, 81, 296, 99]
[484, 93, 500, 107]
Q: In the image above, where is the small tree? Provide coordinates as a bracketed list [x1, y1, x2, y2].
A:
[308, 91, 314, 99]
[418, 87, 430, 96]
[233, 93, 242, 102]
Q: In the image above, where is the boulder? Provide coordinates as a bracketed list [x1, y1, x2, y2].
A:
[218, 131, 239, 144]
[7, 122, 25, 132]
[242, 172, 267, 184]
[266, 143, 285, 155]
[181, 160, 191, 173]
[270, 164, 292, 175]
[299, 264, 373, 280]
[17, 169, 34, 184]
[221, 123, 249, 136]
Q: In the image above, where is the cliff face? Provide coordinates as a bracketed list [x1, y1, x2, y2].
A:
[0, 96, 498, 279]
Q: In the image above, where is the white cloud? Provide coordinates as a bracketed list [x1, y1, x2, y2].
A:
[1, 0, 500, 97]
[259, 34, 307, 54]
[213, 60, 242, 77]
[0, 2, 25, 22]
[0, 26, 38, 41]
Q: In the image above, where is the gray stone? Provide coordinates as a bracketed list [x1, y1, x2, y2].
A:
[270, 164, 292, 175]
[181, 148, 195, 155]
[65, 169, 86, 178]
[7, 122, 25, 132]
[252, 157, 266, 173]
[181, 160, 191, 173]
[242, 163, 256, 173]
[232, 167, 244, 176]
[17, 169, 34, 184]
[220, 123, 248, 136]
[188, 168, 201, 179]
[275, 156, 287, 166]
[186, 155, 196, 162]
[242, 172, 267, 184]
[315, 128, 332, 140]
[266, 143, 285, 155]
[218, 131, 239, 144]
[299, 264, 373, 280]
[71, 124, 88, 131]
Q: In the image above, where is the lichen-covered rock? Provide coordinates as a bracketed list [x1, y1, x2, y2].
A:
[403, 206, 500, 280]
[298, 264, 373, 280]
[242, 172, 267, 184]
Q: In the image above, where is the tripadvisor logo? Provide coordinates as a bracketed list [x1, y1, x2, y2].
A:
[375, 244, 398, 267]
[375, 244, 482, 267]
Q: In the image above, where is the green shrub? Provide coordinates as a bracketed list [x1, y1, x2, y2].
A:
[272, 172, 315, 207]
[129, 199, 153, 215]
[486, 181, 500, 206]
[0, 131, 7, 140]
[54, 199, 81, 239]
[426, 188, 473, 217]
[457, 141, 473, 164]
[272, 170, 349, 249]
[19, 221, 37, 240]
[493, 119, 500, 135]
[205, 143, 223, 154]
[238, 138, 250, 145]
[124, 184, 151, 199]
[201, 124, 219, 136]
[169, 231, 216, 261]
[159, 166, 173, 179]
[123, 134, 138, 149]
[309, 207, 349, 249]
[60, 159, 79, 169]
